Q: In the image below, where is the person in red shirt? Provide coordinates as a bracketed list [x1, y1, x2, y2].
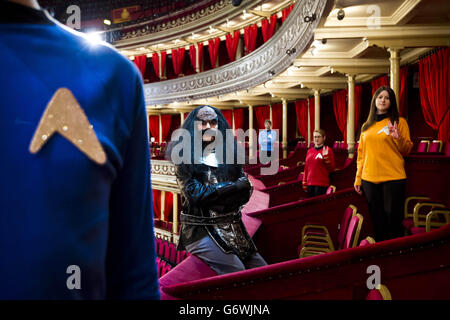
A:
[302, 129, 336, 197]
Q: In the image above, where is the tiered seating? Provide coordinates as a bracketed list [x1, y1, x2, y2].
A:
[413, 139, 446, 155]
[366, 284, 392, 300]
[247, 188, 372, 263]
[160, 223, 450, 300]
[402, 197, 446, 234]
[252, 164, 303, 189]
[326, 185, 336, 194]
[150, 141, 168, 159]
[158, 145, 449, 300]
[154, 219, 181, 233]
[359, 237, 376, 247]
[156, 257, 172, 278]
[301, 213, 363, 257]
[299, 205, 358, 257]
[261, 157, 356, 208]
[429, 140, 443, 153]
[416, 140, 430, 152]
[408, 201, 448, 235]
[155, 237, 190, 277]
[244, 141, 308, 176]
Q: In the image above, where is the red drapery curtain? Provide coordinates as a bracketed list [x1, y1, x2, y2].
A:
[151, 51, 167, 78]
[221, 110, 233, 128]
[308, 97, 315, 139]
[419, 48, 450, 141]
[354, 84, 362, 134]
[161, 115, 173, 142]
[208, 38, 220, 69]
[149, 115, 160, 143]
[152, 53, 159, 78]
[254, 105, 270, 130]
[171, 47, 185, 76]
[295, 100, 308, 139]
[244, 24, 258, 54]
[189, 44, 203, 72]
[332, 85, 363, 141]
[160, 51, 167, 78]
[282, 4, 294, 22]
[153, 190, 161, 220]
[225, 30, 241, 62]
[198, 43, 203, 72]
[233, 108, 244, 130]
[164, 192, 173, 223]
[271, 103, 282, 132]
[261, 14, 278, 42]
[333, 89, 347, 141]
[399, 66, 409, 117]
[133, 55, 147, 79]
[371, 75, 388, 95]
[189, 45, 196, 71]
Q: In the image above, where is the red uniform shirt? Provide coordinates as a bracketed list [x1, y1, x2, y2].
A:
[303, 146, 336, 187]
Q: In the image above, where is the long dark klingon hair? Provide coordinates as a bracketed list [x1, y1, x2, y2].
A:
[361, 86, 400, 132]
[165, 105, 242, 180]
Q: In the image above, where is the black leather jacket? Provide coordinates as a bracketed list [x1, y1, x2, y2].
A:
[175, 163, 257, 261]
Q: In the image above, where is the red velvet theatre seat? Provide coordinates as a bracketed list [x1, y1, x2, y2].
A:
[160, 223, 450, 300]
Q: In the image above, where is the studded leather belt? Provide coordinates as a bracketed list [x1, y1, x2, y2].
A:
[180, 211, 241, 226]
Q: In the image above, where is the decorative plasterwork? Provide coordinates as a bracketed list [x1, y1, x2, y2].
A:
[144, 0, 328, 105]
[115, 0, 266, 49]
[151, 160, 179, 192]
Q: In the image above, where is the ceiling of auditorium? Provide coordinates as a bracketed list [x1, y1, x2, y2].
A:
[39, 0, 450, 111]
[152, 0, 450, 111]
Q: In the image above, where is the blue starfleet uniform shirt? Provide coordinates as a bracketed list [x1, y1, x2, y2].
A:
[0, 2, 159, 299]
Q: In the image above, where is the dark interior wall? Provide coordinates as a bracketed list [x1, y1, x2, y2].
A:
[287, 102, 297, 144]
[406, 63, 436, 144]
[320, 94, 343, 145]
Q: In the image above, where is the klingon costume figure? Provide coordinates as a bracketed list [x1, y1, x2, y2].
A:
[167, 106, 267, 275]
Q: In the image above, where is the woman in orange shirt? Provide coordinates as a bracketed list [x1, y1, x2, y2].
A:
[354, 86, 413, 241]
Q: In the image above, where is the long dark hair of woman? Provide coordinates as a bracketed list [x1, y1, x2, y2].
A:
[361, 86, 399, 132]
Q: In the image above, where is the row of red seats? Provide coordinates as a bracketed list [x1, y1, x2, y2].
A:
[150, 141, 167, 148]
[159, 153, 449, 299]
[154, 219, 181, 233]
[156, 257, 172, 278]
[415, 140, 448, 154]
[402, 196, 450, 235]
[296, 141, 357, 150]
[299, 204, 365, 258]
[155, 237, 189, 266]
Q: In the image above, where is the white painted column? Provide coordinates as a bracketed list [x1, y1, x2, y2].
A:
[346, 74, 356, 158]
[389, 48, 401, 108]
[195, 43, 200, 73]
[158, 114, 162, 143]
[282, 98, 288, 159]
[314, 89, 320, 131]
[180, 112, 185, 126]
[172, 193, 178, 234]
[307, 99, 311, 145]
[160, 190, 165, 222]
[248, 105, 254, 159]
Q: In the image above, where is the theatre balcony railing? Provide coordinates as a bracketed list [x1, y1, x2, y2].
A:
[151, 159, 181, 244]
[143, 0, 329, 105]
